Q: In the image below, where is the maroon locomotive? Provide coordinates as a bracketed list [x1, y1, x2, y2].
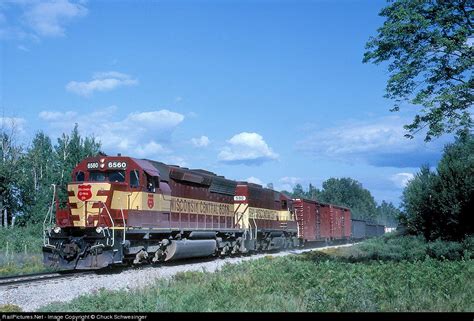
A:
[43, 155, 299, 269]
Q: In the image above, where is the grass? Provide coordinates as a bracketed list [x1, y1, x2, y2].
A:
[306, 234, 474, 263]
[0, 304, 23, 312]
[39, 235, 474, 312]
[0, 225, 50, 277]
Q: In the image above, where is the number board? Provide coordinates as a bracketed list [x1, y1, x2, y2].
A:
[107, 161, 127, 169]
[87, 162, 99, 169]
[86, 161, 127, 170]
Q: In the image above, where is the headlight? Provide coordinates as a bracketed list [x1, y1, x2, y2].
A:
[96, 226, 103, 234]
[53, 226, 61, 234]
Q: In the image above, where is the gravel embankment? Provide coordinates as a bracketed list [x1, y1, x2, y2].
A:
[0, 244, 353, 311]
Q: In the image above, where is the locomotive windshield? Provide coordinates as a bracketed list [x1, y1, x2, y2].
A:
[89, 170, 126, 183]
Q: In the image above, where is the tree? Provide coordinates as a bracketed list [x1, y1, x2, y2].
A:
[307, 183, 320, 200]
[401, 134, 474, 240]
[318, 178, 378, 221]
[434, 133, 474, 239]
[290, 183, 321, 200]
[401, 165, 436, 238]
[364, 0, 473, 141]
[376, 200, 402, 227]
[0, 123, 23, 227]
[54, 124, 101, 203]
[55, 124, 101, 184]
[15, 132, 56, 225]
[292, 184, 306, 199]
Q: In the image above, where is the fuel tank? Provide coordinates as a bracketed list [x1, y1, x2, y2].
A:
[164, 239, 217, 261]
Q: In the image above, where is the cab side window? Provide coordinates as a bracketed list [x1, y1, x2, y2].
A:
[130, 170, 140, 188]
[146, 174, 159, 192]
[75, 171, 85, 182]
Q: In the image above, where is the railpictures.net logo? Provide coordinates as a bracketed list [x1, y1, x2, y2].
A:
[1, 315, 148, 321]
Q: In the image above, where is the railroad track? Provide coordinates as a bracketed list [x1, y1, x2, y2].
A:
[0, 270, 96, 288]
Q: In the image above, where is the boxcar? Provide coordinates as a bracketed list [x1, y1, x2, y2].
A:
[351, 219, 367, 240]
[293, 198, 351, 243]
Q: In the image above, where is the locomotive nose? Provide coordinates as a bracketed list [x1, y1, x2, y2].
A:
[61, 240, 81, 261]
[68, 182, 112, 227]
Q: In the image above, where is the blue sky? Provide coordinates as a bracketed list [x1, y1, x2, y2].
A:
[0, 0, 453, 206]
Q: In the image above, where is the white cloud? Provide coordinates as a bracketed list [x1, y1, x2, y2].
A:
[297, 116, 448, 168]
[134, 141, 170, 158]
[163, 155, 187, 167]
[0, 0, 88, 40]
[39, 107, 185, 160]
[245, 176, 264, 185]
[279, 176, 302, 185]
[278, 176, 302, 192]
[66, 71, 138, 97]
[467, 37, 474, 47]
[191, 136, 210, 148]
[17, 45, 29, 52]
[0, 117, 27, 134]
[23, 0, 88, 37]
[125, 110, 183, 130]
[218, 132, 278, 165]
[39, 110, 77, 121]
[390, 172, 414, 188]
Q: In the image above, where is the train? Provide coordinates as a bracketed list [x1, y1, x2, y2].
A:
[42, 155, 385, 270]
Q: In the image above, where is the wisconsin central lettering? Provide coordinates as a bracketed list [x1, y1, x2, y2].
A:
[171, 197, 233, 216]
[248, 207, 279, 220]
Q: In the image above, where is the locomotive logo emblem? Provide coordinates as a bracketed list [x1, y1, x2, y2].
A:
[77, 184, 92, 201]
[147, 194, 154, 209]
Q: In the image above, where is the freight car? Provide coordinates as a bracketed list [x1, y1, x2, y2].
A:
[43, 156, 299, 269]
[293, 199, 351, 244]
[351, 219, 367, 241]
[352, 220, 385, 240]
[293, 198, 385, 244]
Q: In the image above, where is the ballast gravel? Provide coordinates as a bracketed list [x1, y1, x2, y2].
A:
[0, 244, 354, 312]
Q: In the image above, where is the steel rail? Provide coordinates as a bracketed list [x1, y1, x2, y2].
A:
[0, 270, 95, 288]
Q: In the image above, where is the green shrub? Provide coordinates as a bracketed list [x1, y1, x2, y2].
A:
[0, 253, 50, 277]
[326, 236, 473, 263]
[0, 225, 43, 254]
[462, 236, 474, 259]
[0, 304, 23, 312]
[427, 240, 464, 260]
[0, 226, 49, 276]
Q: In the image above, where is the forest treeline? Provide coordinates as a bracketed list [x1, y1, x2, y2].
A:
[0, 124, 101, 227]
[0, 123, 472, 240]
[281, 179, 400, 226]
[284, 134, 473, 240]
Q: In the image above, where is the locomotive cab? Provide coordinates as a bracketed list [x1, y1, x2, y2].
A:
[43, 156, 164, 269]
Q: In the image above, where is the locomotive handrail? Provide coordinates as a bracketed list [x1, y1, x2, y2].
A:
[233, 204, 249, 228]
[100, 202, 115, 247]
[120, 207, 126, 244]
[252, 217, 257, 240]
[43, 184, 57, 247]
[294, 209, 300, 239]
